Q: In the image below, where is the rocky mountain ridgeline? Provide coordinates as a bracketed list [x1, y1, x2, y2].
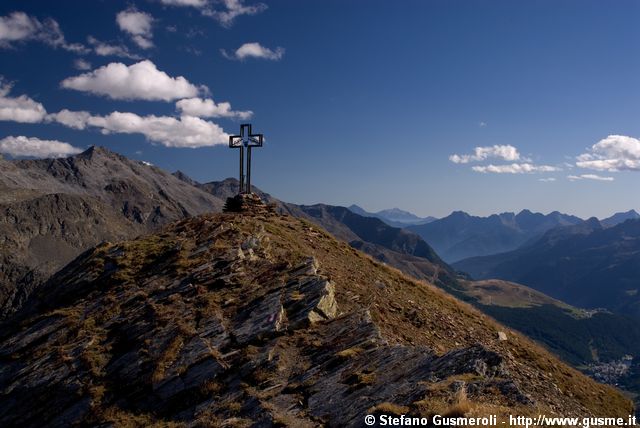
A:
[0, 146, 224, 318]
[0, 207, 631, 426]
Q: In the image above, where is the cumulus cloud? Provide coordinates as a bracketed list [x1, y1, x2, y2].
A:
[0, 135, 82, 158]
[0, 79, 47, 123]
[575, 135, 640, 172]
[87, 36, 140, 59]
[449, 145, 523, 164]
[176, 97, 252, 119]
[60, 60, 201, 101]
[222, 42, 284, 61]
[48, 109, 228, 148]
[47, 109, 91, 129]
[0, 12, 87, 53]
[203, 0, 267, 27]
[116, 8, 154, 49]
[471, 163, 560, 174]
[568, 174, 614, 182]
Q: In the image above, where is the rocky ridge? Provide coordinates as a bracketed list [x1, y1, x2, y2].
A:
[0, 146, 224, 318]
[0, 202, 632, 426]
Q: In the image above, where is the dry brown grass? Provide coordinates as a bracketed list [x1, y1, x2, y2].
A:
[443, 388, 472, 417]
[368, 402, 410, 416]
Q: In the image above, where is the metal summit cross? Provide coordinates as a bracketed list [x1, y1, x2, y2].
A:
[229, 124, 263, 194]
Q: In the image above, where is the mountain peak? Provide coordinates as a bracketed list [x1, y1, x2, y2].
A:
[74, 145, 121, 161]
[172, 170, 197, 186]
[450, 210, 470, 218]
[601, 209, 640, 227]
[585, 216, 603, 228]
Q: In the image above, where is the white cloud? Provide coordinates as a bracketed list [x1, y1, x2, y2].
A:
[61, 60, 201, 101]
[449, 144, 523, 164]
[47, 109, 91, 129]
[87, 36, 140, 59]
[203, 0, 267, 27]
[222, 42, 284, 61]
[568, 174, 614, 182]
[471, 163, 560, 174]
[0, 12, 87, 53]
[49, 109, 228, 148]
[0, 135, 82, 158]
[575, 135, 640, 172]
[538, 177, 556, 182]
[176, 97, 252, 119]
[74, 58, 92, 70]
[0, 79, 47, 123]
[479, 121, 487, 127]
[116, 8, 154, 49]
[160, 0, 209, 6]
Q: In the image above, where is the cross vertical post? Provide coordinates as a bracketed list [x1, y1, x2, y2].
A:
[247, 146, 252, 191]
[229, 124, 263, 194]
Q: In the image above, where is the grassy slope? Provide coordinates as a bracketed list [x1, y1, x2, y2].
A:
[6, 212, 633, 424]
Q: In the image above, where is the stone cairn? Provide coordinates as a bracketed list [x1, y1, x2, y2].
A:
[223, 193, 275, 215]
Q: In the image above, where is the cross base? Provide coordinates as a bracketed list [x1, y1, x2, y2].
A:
[223, 193, 275, 215]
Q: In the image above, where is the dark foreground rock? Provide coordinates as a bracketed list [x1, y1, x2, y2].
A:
[0, 212, 632, 426]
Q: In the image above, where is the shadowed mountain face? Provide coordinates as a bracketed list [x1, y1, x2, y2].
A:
[347, 204, 437, 227]
[0, 210, 631, 426]
[0, 147, 224, 318]
[408, 210, 584, 263]
[454, 218, 640, 318]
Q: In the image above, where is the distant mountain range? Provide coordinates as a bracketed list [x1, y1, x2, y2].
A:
[454, 217, 640, 319]
[407, 210, 584, 263]
[406, 209, 639, 263]
[347, 204, 437, 227]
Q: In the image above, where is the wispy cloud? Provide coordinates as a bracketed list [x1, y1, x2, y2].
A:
[538, 177, 556, 182]
[568, 174, 614, 182]
[160, 0, 209, 7]
[176, 97, 252, 119]
[0, 11, 87, 53]
[449, 144, 524, 164]
[87, 36, 141, 59]
[203, 0, 267, 27]
[73, 58, 92, 71]
[158, 0, 266, 26]
[471, 163, 560, 174]
[575, 135, 640, 172]
[222, 42, 284, 61]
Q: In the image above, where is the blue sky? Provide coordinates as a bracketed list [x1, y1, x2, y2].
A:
[1, 0, 639, 218]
